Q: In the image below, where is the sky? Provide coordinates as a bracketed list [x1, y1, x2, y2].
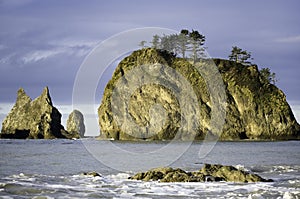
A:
[0, 0, 300, 134]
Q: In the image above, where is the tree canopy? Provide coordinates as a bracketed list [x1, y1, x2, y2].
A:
[139, 31, 278, 85]
[147, 29, 206, 62]
[228, 46, 277, 84]
[260, 67, 277, 85]
[228, 46, 252, 64]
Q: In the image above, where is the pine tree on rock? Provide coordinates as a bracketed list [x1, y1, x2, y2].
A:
[229, 46, 252, 64]
[188, 30, 205, 63]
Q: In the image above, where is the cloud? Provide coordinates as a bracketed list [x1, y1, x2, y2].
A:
[49, 39, 99, 57]
[21, 48, 65, 64]
[49, 39, 98, 49]
[20, 39, 98, 64]
[0, 38, 98, 66]
[0, 103, 13, 114]
[275, 35, 300, 43]
[0, 53, 16, 65]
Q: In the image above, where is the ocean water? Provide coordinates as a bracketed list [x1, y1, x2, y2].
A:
[0, 139, 299, 198]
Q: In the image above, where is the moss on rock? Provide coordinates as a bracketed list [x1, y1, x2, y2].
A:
[98, 48, 300, 140]
[129, 164, 273, 183]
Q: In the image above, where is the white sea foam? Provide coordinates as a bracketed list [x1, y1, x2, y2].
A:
[109, 173, 131, 180]
[283, 191, 300, 199]
[1, 172, 299, 198]
[45, 184, 75, 189]
[0, 196, 15, 199]
[234, 164, 251, 172]
[288, 179, 300, 185]
[248, 193, 264, 199]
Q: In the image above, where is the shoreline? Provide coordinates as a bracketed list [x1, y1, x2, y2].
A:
[1, 137, 299, 142]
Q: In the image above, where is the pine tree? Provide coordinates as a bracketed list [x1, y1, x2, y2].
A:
[189, 30, 205, 63]
[177, 29, 190, 58]
[260, 67, 277, 85]
[160, 34, 178, 55]
[151, 35, 160, 49]
[229, 46, 252, 64]
[138, 29, 206, 61]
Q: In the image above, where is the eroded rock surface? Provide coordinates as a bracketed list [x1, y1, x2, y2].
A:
[67, 110, 85, 137]
[129, 164, 273, 183]
[98, 48, 300, 140]
[1, 87, 79, 139]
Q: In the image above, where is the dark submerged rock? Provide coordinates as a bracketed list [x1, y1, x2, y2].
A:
[82, 171, 101, 177]
[128, 164, 273, 183]
[0, 87, 79, 139]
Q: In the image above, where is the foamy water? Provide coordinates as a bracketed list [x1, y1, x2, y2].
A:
[0, 139, 299, 198]
[1, 171, 299, 198]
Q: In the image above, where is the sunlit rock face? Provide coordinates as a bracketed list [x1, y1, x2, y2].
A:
[98, 48, 300, 141]
[1, 87, 79, 139]
[67, 110, 85, 138]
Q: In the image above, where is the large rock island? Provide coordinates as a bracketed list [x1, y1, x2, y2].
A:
[98, 48, 300, 141]
[0, 87, 79, 139]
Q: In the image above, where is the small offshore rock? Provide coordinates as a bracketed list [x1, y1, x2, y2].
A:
[82, 171, 101, 177]
[129, 163, 273, 183]
[66, 110, 85, 138]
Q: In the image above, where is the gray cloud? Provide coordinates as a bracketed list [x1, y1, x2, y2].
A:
[275, 35, 300, 43]
[0, 0, 299, 105]
[20, 39, 97, 64]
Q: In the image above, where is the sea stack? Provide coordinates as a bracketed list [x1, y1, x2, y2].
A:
[98, 48, 300, 141]
[66, 110, 85, 138]
[0, 87, 79, 139]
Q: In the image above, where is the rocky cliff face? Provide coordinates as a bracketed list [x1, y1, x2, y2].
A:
[215, 59, 300, 140]
[1, 87, 79, 139]
[98, 48, 300, 140]
[66, 110, 85, 137]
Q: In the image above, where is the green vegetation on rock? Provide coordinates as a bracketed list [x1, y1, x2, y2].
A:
[228, 46, 252, 64]
[148, 29, 206, 62]
[98, 48, 300, 141]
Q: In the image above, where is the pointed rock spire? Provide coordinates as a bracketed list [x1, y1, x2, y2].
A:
[17, 87, 26, 96]
[16, 87, 31, 105]
[40, 86, 52, 106]
[0, 87, 79, 139]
